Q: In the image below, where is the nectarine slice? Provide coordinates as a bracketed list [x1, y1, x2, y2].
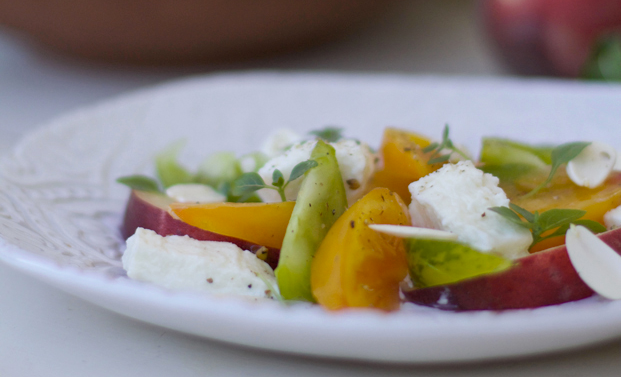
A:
[402, 227, 621, 311]
[121, 190, 281, 269]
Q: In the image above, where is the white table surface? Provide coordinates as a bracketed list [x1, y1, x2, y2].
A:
[3, 1, 621, 376]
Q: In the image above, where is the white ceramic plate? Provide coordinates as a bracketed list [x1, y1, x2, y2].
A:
[2, 72, 621, 364]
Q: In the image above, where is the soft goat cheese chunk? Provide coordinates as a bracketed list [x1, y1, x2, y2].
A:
[257, 139, 375, 206]
[122, 228, 278, 299]
[408, 160, 532, 259]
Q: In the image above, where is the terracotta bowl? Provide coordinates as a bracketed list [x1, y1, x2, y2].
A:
[0, 0, 392, 64]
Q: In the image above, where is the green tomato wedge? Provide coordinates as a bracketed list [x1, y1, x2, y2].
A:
[275, 140, 348, 302]
[479, 138, 554, 182]
[480, 138, 554, 166]
[406, 239, 512, 288]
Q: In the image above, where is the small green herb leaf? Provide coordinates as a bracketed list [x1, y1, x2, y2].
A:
[288, 160, 318, 183]
[543, 219, 606, 239]
[537, 209, 586, 232]
[272, 169, 285, 187]
[309, 127, 343, 142]
[552, 142, 592, 168]
[428, 154, 452, 165]
[524, 142, 590, 198]
[422, 142, 439, 154]
[570, 219, 607, 234]
[116, 175, 161, 193]
[230, 173, 268, 197]
[488, 206, 526, 227]
[490, 203, 605, 250]
[425, 124, 469, 165]
[509, 203, 536, 223]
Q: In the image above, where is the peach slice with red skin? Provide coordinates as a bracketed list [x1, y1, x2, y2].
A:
[402, 227, 621, 311]
[121, 190, 281, 269]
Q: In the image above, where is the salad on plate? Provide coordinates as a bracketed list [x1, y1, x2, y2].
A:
[117, 125, 621, 312]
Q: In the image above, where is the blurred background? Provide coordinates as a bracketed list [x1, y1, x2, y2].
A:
[1, 1, 619, 137]
[1, 0, 619, 145]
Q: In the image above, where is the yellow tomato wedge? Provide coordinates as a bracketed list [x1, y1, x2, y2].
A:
[372, 128, 445, 204]
[506, 170, 621, 252]
[311, 188, 411, 311]
[169, 201, 295, 249]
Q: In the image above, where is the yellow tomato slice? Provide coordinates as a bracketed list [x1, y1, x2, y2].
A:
[169, 201, 295, 249]
[506, 171, 621, 252]
[311, 188, 411, 311]
[372, 128, 444, 204]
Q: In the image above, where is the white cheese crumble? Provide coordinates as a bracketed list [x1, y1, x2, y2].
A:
[408, 160, 532, 259]
[122, 228, 278, 299]
[257, 139, 376, 206]
[165, 183, 226, 203]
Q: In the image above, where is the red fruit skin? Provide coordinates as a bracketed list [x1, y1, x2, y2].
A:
[482, 0, 621, 77]
[121, 190, 280, 269]
[403, 227, 621, 311]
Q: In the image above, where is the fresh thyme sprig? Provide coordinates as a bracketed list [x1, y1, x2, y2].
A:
[423, 125, 470, 165]
[230, 159, 318, 202]
[489, 203, 606, 250]
[522, 142, 590, 198]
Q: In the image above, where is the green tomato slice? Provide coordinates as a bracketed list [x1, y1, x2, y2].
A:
[406, 239, 513, 288]
[275, 140, 348, 302]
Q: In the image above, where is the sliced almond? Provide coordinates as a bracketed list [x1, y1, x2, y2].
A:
[368, 224, 458, 241]
[566, 141, 616, 188]
[566, 224, 621, 300]
[604, 206, 621, 230]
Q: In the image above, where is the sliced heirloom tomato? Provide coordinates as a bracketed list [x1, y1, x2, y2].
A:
[372, 128, 444, 205]
[169, 201, 295, 249]
[480, 138, 621, 252]
[506, 170, 621, 252]
[311, 188, 411, 311]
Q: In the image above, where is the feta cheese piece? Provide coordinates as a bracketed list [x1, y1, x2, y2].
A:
[257, 139, 376, 206]
[566, 141, 616, 188]
[122, 228, 278, 299]
[166, 183, 226, 203]
[260, 128, 304, 158]
[408, 160, 532, 259]
[604, 205, 621, 230]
